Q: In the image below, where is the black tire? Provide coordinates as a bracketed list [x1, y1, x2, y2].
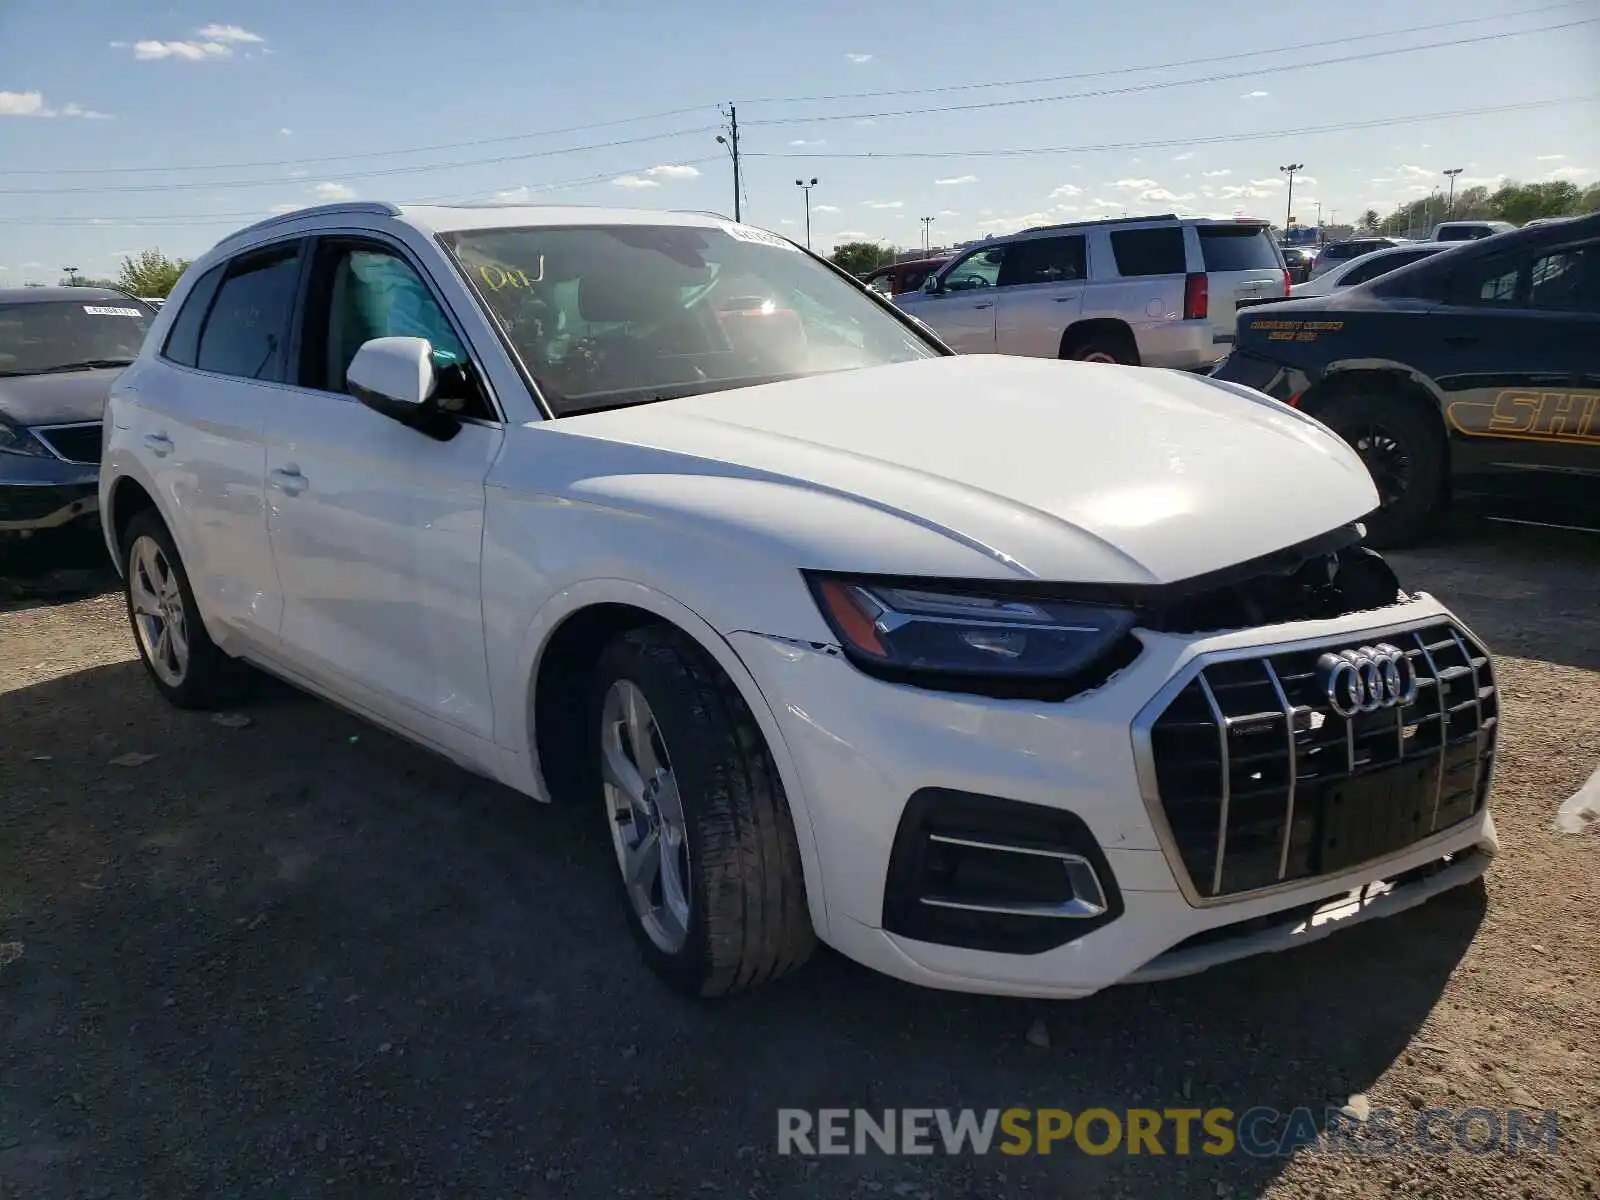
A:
[1312, 388, 1449, 548]
[121, 509, 251, 709]
[591, 625, 815, 997]
[1061, 327, 1139, 365]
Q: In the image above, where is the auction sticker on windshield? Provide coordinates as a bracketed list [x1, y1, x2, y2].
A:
[82, 306, 145, 317]
[720, 222, 801, 251]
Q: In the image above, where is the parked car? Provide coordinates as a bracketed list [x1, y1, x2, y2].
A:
[863, 256, 949, 296]
[101, 201, 1499, 999]
[894, 214, 1288, 368]
[1280, 246, 1313, 284]
[1289, 242, 1454, 297]
[1431, 220, 1517, 242]
[139, 296, 167, 310]
[1306, 237, 1405, 281]
[1212, 212, 1599, 544]
[1, 287, 155, 541]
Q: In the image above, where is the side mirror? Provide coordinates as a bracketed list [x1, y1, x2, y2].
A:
[922, 273, 941, 294]
[347, 336, 460, 441]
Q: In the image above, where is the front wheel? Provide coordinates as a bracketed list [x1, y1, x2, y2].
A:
[1313, 389, 1448, 548]
[592, 626, 815, 997]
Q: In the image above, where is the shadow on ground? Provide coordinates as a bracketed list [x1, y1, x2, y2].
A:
[0, 527, 117, 614]
[0, 657, 1488, 1199]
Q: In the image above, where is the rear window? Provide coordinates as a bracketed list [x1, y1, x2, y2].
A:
[1198, 225, 1282, 272]
[1435, 226, 1482, 242]
[1110, 227, 1186, 277]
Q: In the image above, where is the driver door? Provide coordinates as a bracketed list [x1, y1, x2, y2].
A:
[914, 244, 1005, 353]
[264, 234, 504, 744]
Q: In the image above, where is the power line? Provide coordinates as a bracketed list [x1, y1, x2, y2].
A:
[745, 97, 1595, 160]
[741, 1, 1589, 104]
[0, 127, 720, 196]
[0, 105, 718, 177]
[742, 20, 1596, 127]
[0, 157, 728, 226]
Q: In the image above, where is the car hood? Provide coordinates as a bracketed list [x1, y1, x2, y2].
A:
[0, 367, 121, 426]
[554, 355, 1379, 586]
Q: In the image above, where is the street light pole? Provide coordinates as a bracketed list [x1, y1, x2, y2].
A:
[1279, 163, 1304, 240]
[795, 178, 818, 249]
[920, 215, 934, 252]
[1443, 167, 1463, 218]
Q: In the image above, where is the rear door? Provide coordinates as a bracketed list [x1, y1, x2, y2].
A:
[1430, 233, 1600, 525]
[995, 234, 1087, 358]
[1195, 222, 1286, 350]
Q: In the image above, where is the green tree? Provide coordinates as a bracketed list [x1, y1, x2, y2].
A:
[1488, 181, 1581, 225]
[829, 241, 895, 277]
[59, 275, 118, 288]
[1578, 183, 1600, 214]
[114, 249, 193, 298]
[1359, 208, 1380, 232]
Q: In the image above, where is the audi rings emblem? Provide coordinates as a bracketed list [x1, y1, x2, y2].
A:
[1316, 643, 1419, 718]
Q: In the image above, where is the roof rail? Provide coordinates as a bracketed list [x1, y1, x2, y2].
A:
[213, 201, 403, 248]
[671, 208, 734, 221]
[1020, 212, 1180, 234]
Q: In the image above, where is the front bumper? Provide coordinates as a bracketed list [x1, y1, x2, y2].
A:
[1, 457, 99, 534]
[730, 592, 1497, 998]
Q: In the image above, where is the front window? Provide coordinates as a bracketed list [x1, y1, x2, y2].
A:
[0, 298, 154, 376]
[440, 223, 939, 416]
[939, 245, 1006, 291]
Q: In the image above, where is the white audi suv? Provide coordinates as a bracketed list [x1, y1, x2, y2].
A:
[100, 202, 1499, 998]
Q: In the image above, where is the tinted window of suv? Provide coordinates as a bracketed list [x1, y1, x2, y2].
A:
[1198, 225, 1281, 271]
[998, 235, 1086, 287]
[195, 244, 302, 381]
[1110, 228, 1186, 277]
[160, 263, 225, 367]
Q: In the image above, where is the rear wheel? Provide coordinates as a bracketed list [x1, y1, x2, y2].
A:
[592, 625, 815, 997]
[122, 510, 250, 708]
[1061, 327, 1139, 365]
[1312, 388, 1448, 547]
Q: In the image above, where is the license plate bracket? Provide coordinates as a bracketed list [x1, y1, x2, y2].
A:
[1316, 759, 1436, 875]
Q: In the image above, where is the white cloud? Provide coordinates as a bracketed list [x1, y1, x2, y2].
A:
[1544, 165, 1595, 181]
[1172, 152, 1195, 162]
[1220, 185, 1272, 199]
[863, 200, 903, 209]
[267, 203, 304, 215]
[845, 52, 874, 63]
[0, 90, 110, 118]
[832, 230, 874, 239]
[312, 181, 356, 201]
[854, 118, 876, 127]
[279, 127, 292, 136]
[1396, 164, 1436, 180]
[1201, 169, 1231, 178]
[1239, 90, 1269, 99]
[779, 218, 796, 226]
[115, 25, 266, 61]
[813, 204, 841, 213]
[1141, 188, 1195, 202]
[1050, 183, 1084, 198]
[196, 24, 265, 44]
[789, 139, 825, 147]
[1113, 178, 1159, 190]
[937, 209, 960, 217]
[644, 163, 701, 180]
[975, 211, 1055, 231]
[935, 174, 978, 186]
[1535, 153, 1566, 161]
[491, 186, 538, 203]
[612, 174, 660, 189]
[1249, 178, 1287, 189]
[287, 168, 309, 178]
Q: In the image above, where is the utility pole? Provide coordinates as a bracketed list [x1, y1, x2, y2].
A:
[1443, 167, 1463, 218]
[1279, 163, 1304, 240]
[716, 104, 742, 222]
[920, 215, 934, 252]
[795, 178, 818, 249]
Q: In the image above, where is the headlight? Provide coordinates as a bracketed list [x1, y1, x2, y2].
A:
[0, 416, 49, 458]
[807, 574, 1137, 691]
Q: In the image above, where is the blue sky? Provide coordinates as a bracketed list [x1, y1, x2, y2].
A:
[1, 0, 1596, 284]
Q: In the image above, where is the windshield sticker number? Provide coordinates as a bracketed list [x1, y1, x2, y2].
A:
[719, 222, 801, 252]
[82, 306, 144, 317]
[477, 259, 545, 292]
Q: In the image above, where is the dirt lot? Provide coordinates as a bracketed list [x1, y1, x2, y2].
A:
[2, 522, 1597, 1199]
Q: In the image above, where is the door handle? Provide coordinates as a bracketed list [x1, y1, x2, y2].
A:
[142, 433, 173, 457]
[270, 466, 309, 496]
[971, 302, 993, 310]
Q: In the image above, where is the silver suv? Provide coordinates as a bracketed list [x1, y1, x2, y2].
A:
[892, 214, 1288, 369]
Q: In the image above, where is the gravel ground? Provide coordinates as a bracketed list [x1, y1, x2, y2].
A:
[1, 521, 1596, 1199]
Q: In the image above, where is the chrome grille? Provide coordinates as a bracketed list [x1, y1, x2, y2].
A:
[1140, 621, 1497, 903]
[33, 422, 103, 465]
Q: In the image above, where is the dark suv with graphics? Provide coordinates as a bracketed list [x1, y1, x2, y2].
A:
[1211, 213, 1599, 545]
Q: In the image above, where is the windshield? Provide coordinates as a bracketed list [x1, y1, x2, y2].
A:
[440, 223, 941, 415]
[0, 299, 153, 376]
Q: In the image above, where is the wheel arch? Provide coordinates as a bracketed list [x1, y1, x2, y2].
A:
[1059, 317, 1141, 364]
[512, 579, 832, 938]
[1298, 362, 1452, 455]
[105, 473, 160, 573]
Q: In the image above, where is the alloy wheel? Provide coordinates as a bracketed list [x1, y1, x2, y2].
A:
[128, 535, 189, 687]
[1345, 421, 1413, 508]
[600, 680, 692, 953]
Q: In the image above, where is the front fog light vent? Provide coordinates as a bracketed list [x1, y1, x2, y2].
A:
[882, 789, 1123, 955]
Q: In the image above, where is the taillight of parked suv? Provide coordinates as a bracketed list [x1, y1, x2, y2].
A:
[1183, 272, 1208, 320]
